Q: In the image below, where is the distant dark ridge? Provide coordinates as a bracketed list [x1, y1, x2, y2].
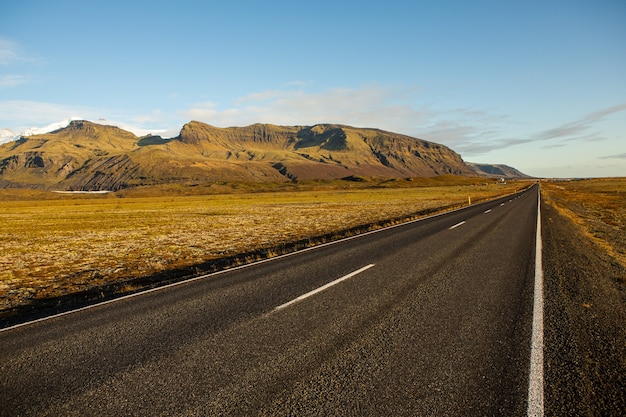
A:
[467, 162, 531, 179]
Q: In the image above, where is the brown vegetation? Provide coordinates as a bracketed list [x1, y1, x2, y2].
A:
[541, 178, 626, 273]
[0, 178, 527, 314]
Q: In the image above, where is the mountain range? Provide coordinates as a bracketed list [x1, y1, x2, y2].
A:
[0, 120, 528, 190]
[467, 162, 530, 179]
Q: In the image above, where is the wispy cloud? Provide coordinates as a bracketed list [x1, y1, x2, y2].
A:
[179, 85, 517, 155]
[601, 152, 626, 159]
[0, 38, 40, 89]
[416, 109, 510, 155]
[0, 100, 92, 125]
[0, 37, 41, 66]
[0, 74, 28, 88]
[0, 38, 20, 66]
[183, 85, 436, 132]
[534, 103, 626, 142]
[453, 103, 626, 156]
[285, 80, 312, 87]
[96, 118, 168, 137]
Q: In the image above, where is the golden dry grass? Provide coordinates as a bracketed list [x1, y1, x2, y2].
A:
[1, 179, 527, 310]
[541, 178, 626, 271]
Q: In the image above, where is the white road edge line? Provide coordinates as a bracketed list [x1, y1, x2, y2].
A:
[527, 185, 544, 417]
[449, 221, 466, 230]
[274, 264, 375, 312]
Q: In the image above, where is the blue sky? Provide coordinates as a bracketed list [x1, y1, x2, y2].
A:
[1, 0, 624, 178]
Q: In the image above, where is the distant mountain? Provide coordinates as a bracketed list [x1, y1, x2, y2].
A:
[0, 120, 483, 190]
[467, 162, 531, 179]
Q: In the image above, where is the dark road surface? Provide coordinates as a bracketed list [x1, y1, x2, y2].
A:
[1, 186, 540, 416]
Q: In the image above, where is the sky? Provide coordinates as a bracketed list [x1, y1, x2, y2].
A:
[1, 0, 624, 178]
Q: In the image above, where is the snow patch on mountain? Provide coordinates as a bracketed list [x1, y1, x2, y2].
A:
[0, 118, 169, 145]
[0, 118, 81, 144]
[0, 128, 16, 144]
[23, 118, 82, 137]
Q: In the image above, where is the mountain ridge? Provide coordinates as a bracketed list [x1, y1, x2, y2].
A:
[467, 162, 532, 179]
[0, 120, 526, 190]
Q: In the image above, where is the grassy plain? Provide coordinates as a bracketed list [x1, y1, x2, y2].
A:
[1, 177, 528, 311]
[541, 178, 626, 273]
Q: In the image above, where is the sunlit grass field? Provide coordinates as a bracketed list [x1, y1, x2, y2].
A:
[1, 178, 528, 310]
[541, 178, 626, 273]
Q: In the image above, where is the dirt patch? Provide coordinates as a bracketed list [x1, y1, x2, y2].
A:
[542, 195, 626, 415]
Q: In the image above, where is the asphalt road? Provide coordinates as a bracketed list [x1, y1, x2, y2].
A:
[0, 185, 539, 416]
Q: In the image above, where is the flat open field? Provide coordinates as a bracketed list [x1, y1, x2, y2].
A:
[0, 177, 527, 314]
[541, 178, 626, 272]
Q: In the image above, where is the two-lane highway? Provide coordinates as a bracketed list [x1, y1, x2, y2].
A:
[1, 185, 540, 416]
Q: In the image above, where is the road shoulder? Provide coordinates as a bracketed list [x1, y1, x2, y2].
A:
[542, 197, 626, 415]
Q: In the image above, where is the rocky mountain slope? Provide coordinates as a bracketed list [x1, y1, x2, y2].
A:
[0, 120, 482, 190]
[467, 162, 532, 179]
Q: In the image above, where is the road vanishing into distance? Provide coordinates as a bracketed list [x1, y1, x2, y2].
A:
[1, 185, 541, 416]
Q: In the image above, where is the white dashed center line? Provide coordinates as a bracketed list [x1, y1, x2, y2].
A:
[449, 221, 466, 230]
[274, 264, 375, 312]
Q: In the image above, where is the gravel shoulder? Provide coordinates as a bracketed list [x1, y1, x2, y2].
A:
[542, 195, 626, 415]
